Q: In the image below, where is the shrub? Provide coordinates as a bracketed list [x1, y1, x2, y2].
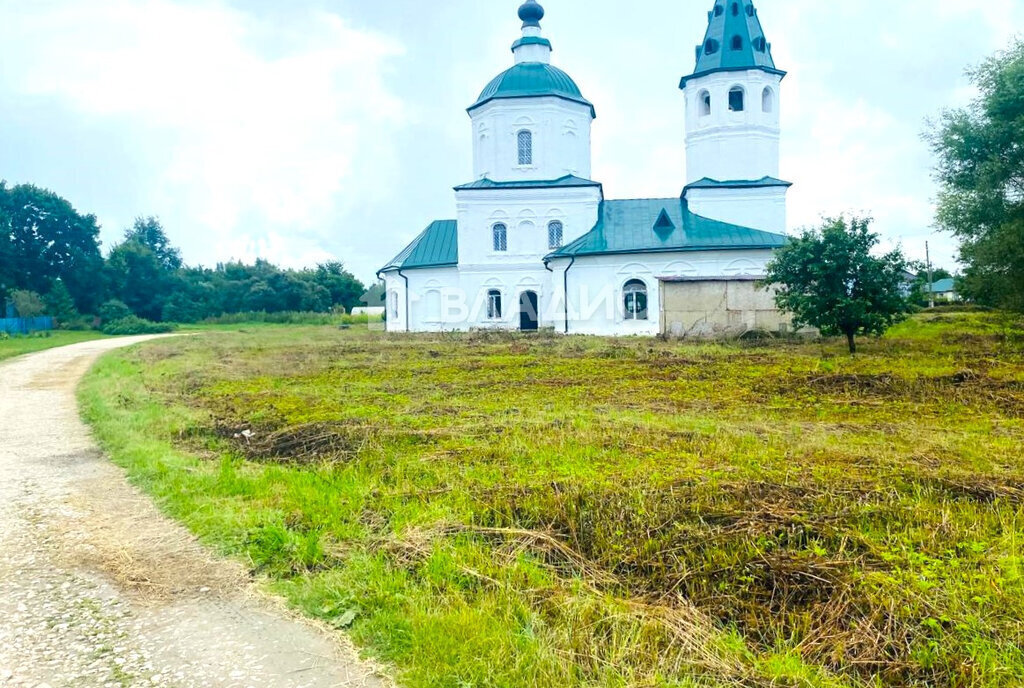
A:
[10, 290, 46, 318]
[100, 316, 176, 336]
[99, 300, 134, 323]
[60, 316, 98, 331]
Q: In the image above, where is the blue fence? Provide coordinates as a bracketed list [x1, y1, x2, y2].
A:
[0, 317, 55, 335]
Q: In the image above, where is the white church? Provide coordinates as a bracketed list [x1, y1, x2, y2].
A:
[380, 0, 793, 336]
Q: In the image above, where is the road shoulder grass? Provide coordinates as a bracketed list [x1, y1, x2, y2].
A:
[0, 331, 109, 362]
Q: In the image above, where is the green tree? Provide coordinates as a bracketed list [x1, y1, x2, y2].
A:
[123, 217, 183, 271]
[306, 262, 365, 312]
[927, 39, 1024, 310]
[44, 279, 79, 323]
[0, 182, 105, 313]
[106, 218, 184, 321]
[763, 216, 913, 354]
[10, 289, 46, 318]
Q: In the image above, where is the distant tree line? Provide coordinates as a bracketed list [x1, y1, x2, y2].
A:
[0, 182, 373, 328]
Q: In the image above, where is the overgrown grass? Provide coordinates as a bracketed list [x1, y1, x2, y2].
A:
[0, 330, 108, 362]
[198, 311, 382, 326]
[79, 312, 1024, 687]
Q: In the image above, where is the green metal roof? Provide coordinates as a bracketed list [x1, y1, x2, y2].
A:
[931, 278, 956, 293]
[469, 63, 595, 117]
[380, 220, 458, 272]
[685, 176, 792, 190]
[454, 174, 601, 191]
[547, 198, 788, 259]
[681, 0, 785, 87]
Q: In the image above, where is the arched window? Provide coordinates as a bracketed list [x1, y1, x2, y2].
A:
[762, 87, 774, 113]
[424, 290, 442, 322]
[493, 223, 508, 252]
[517, 130, 533, 165]
[731, 2, 739, 16]
[731, 35, 743, 51]
[729, 86, 745, 112]
[752, 36, 767, 52]
[548, 221, 563, 249]
[623, 280, 648, 321]
[487, 289, 503, 320]
[704, 38, 719, 55]
[746, 4, 755, 16]
[714, 4, 724, 16]
[388, 291, 399, 319]
[699, 90, 711, 116]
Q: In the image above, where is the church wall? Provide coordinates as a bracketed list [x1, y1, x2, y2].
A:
[384, 266, 462, 333]
[470, 98, 593, 182]
[385, 264, 562, 333]
[455, 264, 558, 331]
[684, 186, 787, 234]
[548, 248, 775, 336]
[455, 186, 601, 267]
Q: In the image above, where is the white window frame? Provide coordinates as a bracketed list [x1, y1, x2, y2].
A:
[388, 291, 399, 319]
[548, 220, 564, 249]
[623, 280, 649, 321]
[698, 90, 711, 117]
[517, 129, 533, 166]
[492, 223, 508, 252]
[728, 86, 745, 112]
[487, 289, 503, 320]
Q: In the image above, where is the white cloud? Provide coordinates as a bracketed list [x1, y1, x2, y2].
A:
[0, 0, 406, 269]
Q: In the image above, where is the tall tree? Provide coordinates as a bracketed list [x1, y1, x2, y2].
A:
[123, 217, 183, 272]
[928, 39, 1024, 310]
[106, 217, 185, 321]
[0, 182, 105, 313]
[44, 279, 80, 323]
[307, 262, 365, 311]
[763, 216, 913, 354]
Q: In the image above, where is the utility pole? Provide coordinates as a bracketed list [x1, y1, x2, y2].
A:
[926, 241, 935, 309]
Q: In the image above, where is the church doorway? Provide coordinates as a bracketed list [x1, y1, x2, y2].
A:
[519, 291, 539, 331]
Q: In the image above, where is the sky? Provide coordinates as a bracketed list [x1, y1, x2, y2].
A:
[0, 0, 1021, 284]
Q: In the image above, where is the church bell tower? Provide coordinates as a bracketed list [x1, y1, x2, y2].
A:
[680, 0, 790, 233]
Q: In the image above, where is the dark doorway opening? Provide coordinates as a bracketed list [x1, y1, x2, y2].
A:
[519, 291, 539, 331]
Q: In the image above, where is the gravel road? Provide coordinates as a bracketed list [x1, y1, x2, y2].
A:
[0, 337, 387, 688]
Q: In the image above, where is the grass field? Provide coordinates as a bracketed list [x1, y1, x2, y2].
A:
[0, 330, 108, 362]
[80, 313, 1024, 687]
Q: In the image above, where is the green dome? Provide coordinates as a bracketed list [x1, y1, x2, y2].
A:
[469, 63, 595, 117]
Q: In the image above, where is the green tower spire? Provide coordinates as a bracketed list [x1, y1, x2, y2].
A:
[681, 0, 785, 87]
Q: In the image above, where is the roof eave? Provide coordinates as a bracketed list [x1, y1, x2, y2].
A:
[547, 243, 786, 260]
[679, 65, 787, 89]
[453, 177, 603, 192]
[467, 93, 597, 119]
[683, 177, 793, 192]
